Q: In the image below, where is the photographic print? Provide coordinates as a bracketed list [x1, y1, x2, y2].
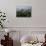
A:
[16, 4, 32, 17]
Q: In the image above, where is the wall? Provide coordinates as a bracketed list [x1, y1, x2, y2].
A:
[0, 0, 46, 27]
[0, 0, 31, 27]
[32, 0, 46, 27]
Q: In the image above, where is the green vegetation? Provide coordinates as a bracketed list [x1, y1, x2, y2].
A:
[16, 8, 32, 17]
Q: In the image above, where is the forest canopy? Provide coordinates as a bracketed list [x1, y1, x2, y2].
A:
[16, 8, 32, 17]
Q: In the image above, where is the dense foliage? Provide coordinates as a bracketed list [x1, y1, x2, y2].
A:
[16, 8, 32, 17]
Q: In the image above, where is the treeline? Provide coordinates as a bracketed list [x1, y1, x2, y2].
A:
[16, 8, 32, 17]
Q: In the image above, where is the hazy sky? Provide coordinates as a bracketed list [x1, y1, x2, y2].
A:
[16, 4, 32, 9]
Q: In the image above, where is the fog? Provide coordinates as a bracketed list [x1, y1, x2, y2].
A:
[16, 4, 32, 10]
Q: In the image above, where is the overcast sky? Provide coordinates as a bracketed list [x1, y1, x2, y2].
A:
[16, 4, 32, 9]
